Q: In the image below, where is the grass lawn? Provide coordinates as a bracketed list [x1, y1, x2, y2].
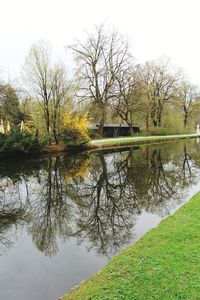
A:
[91, 133, 199, 148]
[62, 191, 200, 300]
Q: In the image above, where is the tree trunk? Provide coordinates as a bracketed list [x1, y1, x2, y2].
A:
[157, 103, 163, 127]
[183, 105, 188, 128]
[53, 128, 59, 144]
[158, 113, 162, 127]
[129, 112, 134, 136]
[184, 115, 187, 127]
[45, 106, 51, 145]
[129, 124, 134, 136]
[145, 114, 149, 131]
[52, 108, 59, 145]
[153, 119, 157, 127]
[151, 109, 157, 127]
[99, 106, 106, 136]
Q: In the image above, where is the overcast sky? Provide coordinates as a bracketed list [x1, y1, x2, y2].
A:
[1, 0, 200, 84]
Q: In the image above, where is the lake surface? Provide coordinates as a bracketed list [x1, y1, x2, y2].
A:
[1, 139, 200, 300]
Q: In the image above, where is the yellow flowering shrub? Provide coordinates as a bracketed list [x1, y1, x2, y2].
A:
[62, 112, 90, 145]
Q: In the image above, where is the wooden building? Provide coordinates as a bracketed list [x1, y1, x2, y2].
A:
[89, 123, 140, 137]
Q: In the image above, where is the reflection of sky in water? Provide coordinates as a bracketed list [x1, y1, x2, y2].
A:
[1, 139, 200, 300]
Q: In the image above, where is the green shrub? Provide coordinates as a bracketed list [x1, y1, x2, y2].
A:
[141, 126, 193, 136]
[39, 133, 50, 146]
[0, 131, 45, 155]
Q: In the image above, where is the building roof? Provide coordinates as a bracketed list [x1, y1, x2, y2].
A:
[88, 123, 139, 129]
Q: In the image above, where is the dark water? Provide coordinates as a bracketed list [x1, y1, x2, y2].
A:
[1, 139, 200, 300]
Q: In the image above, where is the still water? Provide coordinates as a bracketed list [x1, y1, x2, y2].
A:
[1, 139, 200, 300]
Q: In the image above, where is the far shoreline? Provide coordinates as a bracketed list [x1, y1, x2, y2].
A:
[0, 133, 200, 159]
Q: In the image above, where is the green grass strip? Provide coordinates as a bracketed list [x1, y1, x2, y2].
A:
[91, 133, 200, 147]
[62, 191, 200, 300]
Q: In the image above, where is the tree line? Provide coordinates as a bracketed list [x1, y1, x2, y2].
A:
[1, 24, 200, 145]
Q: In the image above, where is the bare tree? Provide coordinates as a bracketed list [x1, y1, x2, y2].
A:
[176, 81, 200, 127]
[22, 41, 53, 136]
[142, 58, 181, 127]
[70, 24, 131, 136]
[22, 41, 70, 143]
[111, 65, 146, 135]
[50, 64, 71, 144]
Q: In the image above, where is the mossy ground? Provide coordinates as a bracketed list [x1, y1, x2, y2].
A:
[63, 191, 200, 300]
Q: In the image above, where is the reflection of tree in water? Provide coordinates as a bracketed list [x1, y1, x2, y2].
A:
[0, 158, 49, 255]
[68, 152, 139, 256]
[0, 178, 27, 255]
[0, 154, 90, 256]
[0, 140, 200, 257]
[125, 144, 195, 216]
[68, 142, 199, 255]
[27, 156, 73, 256]
[0, 207, 26, 255]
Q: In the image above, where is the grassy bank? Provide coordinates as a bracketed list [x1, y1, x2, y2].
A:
[89, 133, 200, 149]
[63, 191, 200, 300]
